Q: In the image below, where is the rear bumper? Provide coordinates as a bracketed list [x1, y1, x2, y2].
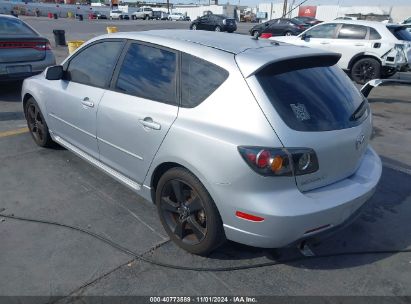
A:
[0, 52, 55, 82]
[221, 146, 382, 248]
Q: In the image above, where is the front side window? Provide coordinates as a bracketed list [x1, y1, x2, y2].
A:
[338, 24, 367, 39]
[256, 63, 366, 131]
[181, 53, 228, 108]
[116, 43, 177, 105]
[305, 23, 338, 38]
[66, 41, 123, 88]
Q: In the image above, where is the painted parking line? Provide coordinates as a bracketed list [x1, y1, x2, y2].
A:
[0, 127, 29, 139]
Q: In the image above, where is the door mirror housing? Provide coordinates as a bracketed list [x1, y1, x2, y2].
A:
[45, 65, 63, 80]
[301, 33, 311, 40]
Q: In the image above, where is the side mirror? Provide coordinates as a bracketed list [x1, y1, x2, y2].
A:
[45, 65, 63, 80]
[301, 33, 311, 40]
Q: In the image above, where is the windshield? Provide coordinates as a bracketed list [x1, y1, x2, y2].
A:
[0, 17, 36, 36]
[388, 26, 411, 41]
[256, 64, 367, 132]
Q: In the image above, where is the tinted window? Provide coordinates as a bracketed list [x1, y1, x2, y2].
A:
[67, 41, 123, 88]
[181, 53, 228, 108]
[338, 24, 367, 39]
[256, 64, 366, 131]
[291, 18, 305, 25]
[305, 23, 338, 38]
[116, 43, 177, 105]
[0, 17, 36, 36]
[388, 26, 411, 41]
[369, 27, 381, 40]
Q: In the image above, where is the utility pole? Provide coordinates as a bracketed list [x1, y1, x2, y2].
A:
[282, 0, 287, 17]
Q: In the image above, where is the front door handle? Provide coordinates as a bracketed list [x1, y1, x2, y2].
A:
[320, 41, 330, 45]
[81, 97, 94, 108]
[139, 117, 161, 130]
[355, 44, 365, 47]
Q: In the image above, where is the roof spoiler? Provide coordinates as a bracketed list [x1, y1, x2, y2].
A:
[360, 79, 411, 97]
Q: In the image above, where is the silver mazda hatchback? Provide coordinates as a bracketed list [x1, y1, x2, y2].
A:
[22, 30, 382, 255]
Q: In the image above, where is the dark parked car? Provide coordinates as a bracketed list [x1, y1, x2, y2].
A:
[250, 18, 309, 38]
[152, 10, 168, 20]
[293, 16, 322, 26]
[91, 11, 107, 19]
[0, 14, 55, 81]
[190, 14, 236, 33]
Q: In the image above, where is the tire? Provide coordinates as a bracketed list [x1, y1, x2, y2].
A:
[144, 15, 149, 20]
[191, 24, 197, 30]
[24, 98, 54, 148]
[156, 167, 225, 255]
[168, 17, 172, 21]
[351, 57, 381, 85]
[214, 25, 221, 32]
[284, 31, 292, 36]
[382, 67, 397, 78]
[252, 30, 259, 38]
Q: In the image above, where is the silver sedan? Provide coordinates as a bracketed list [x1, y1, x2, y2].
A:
[0, 14, 55, 81]
[21, 30, 382, 255]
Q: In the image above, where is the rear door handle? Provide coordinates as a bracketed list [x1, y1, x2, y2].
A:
[355, 44, 365, 46]
[320, 42, 330, 45]
[139, 117, 161, 130]
[81, 97, 94, 108]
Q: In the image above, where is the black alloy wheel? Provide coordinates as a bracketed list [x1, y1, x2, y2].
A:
[351, 58, 381, 85]
[156, 168, 225, 255]
[25, 98, 54, 147]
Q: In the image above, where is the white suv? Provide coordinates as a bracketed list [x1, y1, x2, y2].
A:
[132, 7, 153, 20]
[273, 20, 411, 84]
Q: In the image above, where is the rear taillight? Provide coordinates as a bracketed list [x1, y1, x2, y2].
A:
[260, 32, 273, 39]
[0, 41, 50, 51]
[238, 146, 319, 176]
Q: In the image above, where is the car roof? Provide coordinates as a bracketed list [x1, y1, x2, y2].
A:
[86, 30, 336, 77]
[325, 19, 390, 30]
[101, 30, 276, 54]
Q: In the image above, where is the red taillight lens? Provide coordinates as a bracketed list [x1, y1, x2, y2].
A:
[260, 32, 273, 39]
[0, 41, 50, 51]
[238, 146, 318, 176]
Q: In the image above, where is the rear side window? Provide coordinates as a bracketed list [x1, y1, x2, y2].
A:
[388, 26, 411, 41]
[181, 53, 228, 108]
[0, 17, 36, 36]
[67, 41, 123, 88]
[256, 63, 366, 131]
[369, 27, 382, 40]
[337, 24, 367, 39]
[116, 43, 177, 105]
[305, 23, 338, 38]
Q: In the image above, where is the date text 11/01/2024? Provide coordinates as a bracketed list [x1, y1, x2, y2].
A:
[149, 296, 258, 303]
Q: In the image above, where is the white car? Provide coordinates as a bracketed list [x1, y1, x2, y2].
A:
[272, 20, 411, 84]
[168, 12, 185, 21]
[131, 7, 153, 20]
[110, 10, 125, 20]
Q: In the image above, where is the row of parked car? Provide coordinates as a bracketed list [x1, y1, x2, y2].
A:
[248, 18, 410, 84]
[90, 8, 190, 21]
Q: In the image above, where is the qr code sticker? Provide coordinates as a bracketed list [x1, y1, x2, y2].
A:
[290, 103, 310, 121]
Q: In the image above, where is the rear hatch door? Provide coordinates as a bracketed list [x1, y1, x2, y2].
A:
[237, 47, 372, 192]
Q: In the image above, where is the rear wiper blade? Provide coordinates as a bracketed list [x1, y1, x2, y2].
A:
[350, 100, 368, 121]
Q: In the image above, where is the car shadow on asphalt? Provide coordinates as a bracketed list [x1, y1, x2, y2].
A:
[0, 81, 22, 103]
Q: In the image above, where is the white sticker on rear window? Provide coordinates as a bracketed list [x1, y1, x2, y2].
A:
[290, 103, 310, 121]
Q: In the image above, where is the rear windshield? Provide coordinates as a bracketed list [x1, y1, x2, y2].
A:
[0, 17, 36, 36]
[291, 18, 305, 25]
[388, 26, 411, 41]
[256, 64, 367, 132]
